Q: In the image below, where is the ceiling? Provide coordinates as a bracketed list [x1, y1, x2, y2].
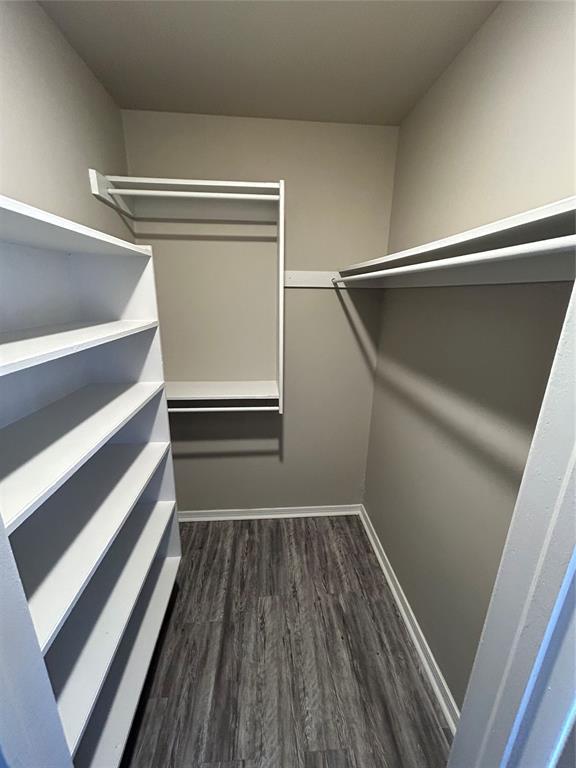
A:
[42, 1, 498, 125]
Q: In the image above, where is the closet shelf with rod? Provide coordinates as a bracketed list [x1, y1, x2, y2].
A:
[335, 196, 576, 289]
[90, 170, 286, 414]
[165, 380, 280, 413]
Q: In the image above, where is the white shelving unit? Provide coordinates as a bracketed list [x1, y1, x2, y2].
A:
[0, 195, 180, 768]
[90, 170, 286, 414]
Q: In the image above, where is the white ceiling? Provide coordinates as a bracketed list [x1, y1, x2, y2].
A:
[42, 0, 498, 125]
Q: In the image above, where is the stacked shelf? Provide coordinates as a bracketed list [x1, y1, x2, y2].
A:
[0, 195, 180, 768]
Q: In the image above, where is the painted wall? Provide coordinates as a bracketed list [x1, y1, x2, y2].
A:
[122, 110, 397, 510]
[364, 0, 576, 706]
[0, 1, 129, 239]
[387, 0, 575, 251]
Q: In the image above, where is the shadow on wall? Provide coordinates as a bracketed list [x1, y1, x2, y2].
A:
[169, 411, 284, 461]
[368, 282, 572, 489]
[334, 286, 383, 373]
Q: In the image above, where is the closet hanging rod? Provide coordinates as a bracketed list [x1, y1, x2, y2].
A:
[333, 235, 576, 285]
[107, 189, 279, 202]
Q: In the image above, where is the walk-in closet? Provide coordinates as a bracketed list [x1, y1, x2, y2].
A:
[1, 2, 574, 767]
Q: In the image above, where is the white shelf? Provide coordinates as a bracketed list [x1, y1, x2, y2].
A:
[107, 175, 280, 193]
[166, 379, 279, 400]
[336, 235, 576, 289]
[0, 382, 163, 533]
[46, 499, 174, 755]
[0, 195, 151, 258]
[166, 379, 281, 412]
[75, 555, 180, 768]
[11, 442, 170, 653]
[341, 195, 576, 276]
[0, 320, 158, 376]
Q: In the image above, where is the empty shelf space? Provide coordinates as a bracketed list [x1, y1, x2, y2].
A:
[74, 554, 180, 768]
[10, 442, 170, 653]
[45, 499, 175, 755]
[166, 380, 279, 400]
[0, 195, 152, 258]
[0, 382, 163, 533]
[0, 320, 158, 376]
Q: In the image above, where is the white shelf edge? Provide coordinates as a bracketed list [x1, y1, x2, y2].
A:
[74, 555, 180, 768]
[168, 406, 280, 413]
[0, 195, 151, 258]
[165, 379, 279, 401]
[1, 382, 164, 535]
[106, 174, 280, 191]
[109, 188, 279, 202]
[341, 195, 576, 274]
[18, 443, 171, 654]
[0, 320, 158, 377]
[49, 500, 175, 755]
[336, 235, 576, 288]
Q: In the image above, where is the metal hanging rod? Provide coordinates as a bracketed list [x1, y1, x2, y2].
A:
[107, 189, 279, 201]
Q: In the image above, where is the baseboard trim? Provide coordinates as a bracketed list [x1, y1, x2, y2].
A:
[178, 504, 362, 522]
[178, 502, 459, 733]
[358, 504, 460, 734]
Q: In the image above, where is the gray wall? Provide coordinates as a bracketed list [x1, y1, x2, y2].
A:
[122, 110, 397, 510]
[364, 0, 576, 706]
[0, 1, 129, 239]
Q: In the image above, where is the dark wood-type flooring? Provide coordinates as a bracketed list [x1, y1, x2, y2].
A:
[122, 516, 451, 768]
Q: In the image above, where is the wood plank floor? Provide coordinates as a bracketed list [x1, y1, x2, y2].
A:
[122, 516, 451, 768]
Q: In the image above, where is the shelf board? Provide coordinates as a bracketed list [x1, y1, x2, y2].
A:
[166, 379, 279, 400]
[336, 235, 576, 289]
[0, 382, 163, 534]
[341, 196, 576, 276]
[74, 554, 180, 768]
[0, 195, 151, 258]
[0, 320, 158, 376]
[106, 174, 280, 195]
[10, 442, 170, 654]
[45, 499, 175, 755]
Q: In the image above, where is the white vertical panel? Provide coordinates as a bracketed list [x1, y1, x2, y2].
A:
[0, 523, 72, 767]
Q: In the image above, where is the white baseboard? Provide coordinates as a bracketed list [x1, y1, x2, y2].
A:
[178, 502, 459, 733]
[358, 504, 460, 734]
[178, 504, 362, 522]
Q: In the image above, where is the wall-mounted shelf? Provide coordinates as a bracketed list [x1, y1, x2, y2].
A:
[337, 197, 576, 289]
[90, 171, 286, 414]
[0, 195, 180, 768]
[340, 196, 576, 277]
[166, 379, 280, 412]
